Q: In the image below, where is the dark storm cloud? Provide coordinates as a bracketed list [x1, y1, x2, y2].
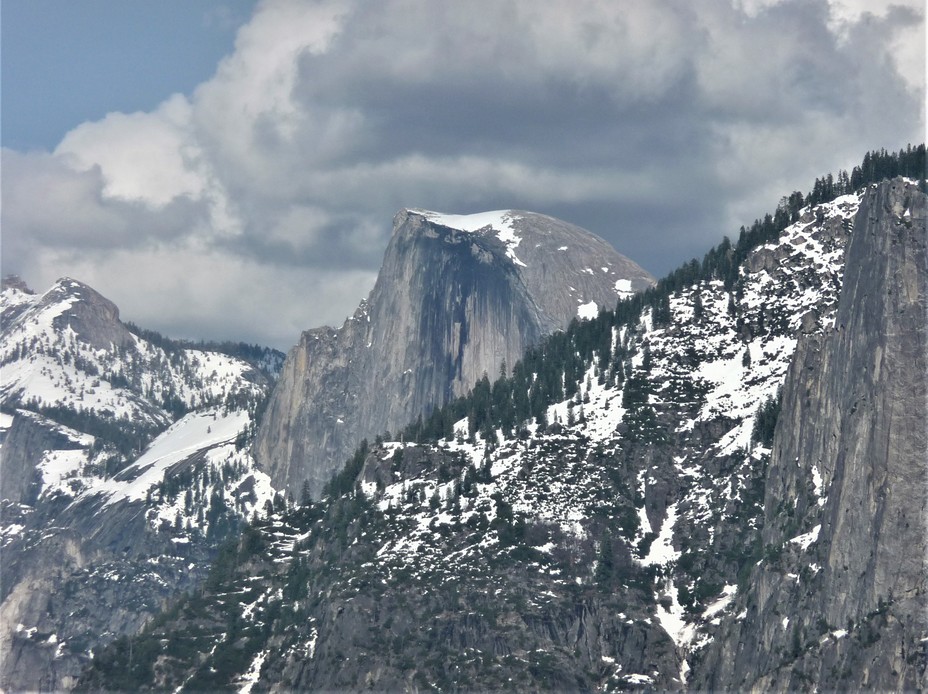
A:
[2, 0, 923, 348]
[225, 207, 386, 271]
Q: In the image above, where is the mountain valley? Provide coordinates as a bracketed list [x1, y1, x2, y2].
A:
[72, 158, 928, 689]
[1, 146, 925, 692]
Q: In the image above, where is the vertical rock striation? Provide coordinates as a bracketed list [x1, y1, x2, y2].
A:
[255, 209, 654, 498]
[693, 178, 927, 691]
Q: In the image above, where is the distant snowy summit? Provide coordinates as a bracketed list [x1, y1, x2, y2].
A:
[0, 275, 282, 692]
[400, 207, 654, 313]
[256, 207, 655, 499]
[410, 209, 530, 267]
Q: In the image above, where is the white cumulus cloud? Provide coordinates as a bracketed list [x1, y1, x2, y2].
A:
[2, 0, 923, 349]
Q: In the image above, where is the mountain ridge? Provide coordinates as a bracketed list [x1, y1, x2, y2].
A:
[692, 176, 927, 691]
[255, 207, 655, 500]
[77, 172, 926, 691]
[0, 276, 283, 692]
[2, 145, 923, 692]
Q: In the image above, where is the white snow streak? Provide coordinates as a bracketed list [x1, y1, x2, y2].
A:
[788, 524, 821, 551]
[97, 409, 249, 506]
[413, 209, 528, 266]
[640, 503, 681, 566]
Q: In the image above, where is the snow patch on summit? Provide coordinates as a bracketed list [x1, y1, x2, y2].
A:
[414, 209, 519, 234]
[414, 209, 528, 267]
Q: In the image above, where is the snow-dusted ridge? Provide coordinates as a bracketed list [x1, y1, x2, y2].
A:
[410, 208, 522, 233]
[411, 208, 528, 267]
[343, 190, 862, 677]
[0, 276, 283, 690]
[97, 409, 249, 506]
[0, 277, 279, 515]
[383, 192, 860, 553]
[70, 174, 928, 693]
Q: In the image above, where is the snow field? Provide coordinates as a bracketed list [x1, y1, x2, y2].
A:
[1, 279, 266, 427]
[97, 409, 250, 507]
[414, 209, 529, 267]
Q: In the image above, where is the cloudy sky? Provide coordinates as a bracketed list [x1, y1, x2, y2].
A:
[2, 0, 924, 350]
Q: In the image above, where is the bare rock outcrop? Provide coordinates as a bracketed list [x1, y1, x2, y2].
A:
[255, 209, 654, 498]
[693, 178, 927, 691]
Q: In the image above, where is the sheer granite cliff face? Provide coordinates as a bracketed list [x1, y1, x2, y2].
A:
[692, 178, 927, 691]
[255, 210, 654, 498]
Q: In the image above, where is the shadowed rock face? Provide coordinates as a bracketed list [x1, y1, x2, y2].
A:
[0, 412, 82, 504]
[255, 209, 654, 498]
[39, 278, 136, 352]
[693, 178, 927, 692]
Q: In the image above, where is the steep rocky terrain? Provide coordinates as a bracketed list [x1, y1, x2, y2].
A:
[78, 175, 925, 691]
[255, 209, 654, 499]
[692, 177, 927, 691]
[0, 278, 284, 692]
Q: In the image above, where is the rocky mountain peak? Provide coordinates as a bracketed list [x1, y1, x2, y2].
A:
[255, 208, 655, 499]
[2, 276, 133, 353]
[401, 207, 653, 280]
[41, 277, 132, 351]
[77, 171, 928, 693]
[0, 141, 917, 692]
[0, 277, 280, 692]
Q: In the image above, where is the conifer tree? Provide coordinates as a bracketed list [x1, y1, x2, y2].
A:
[595, 532, 615, 587]
[692, 291, 704, 321]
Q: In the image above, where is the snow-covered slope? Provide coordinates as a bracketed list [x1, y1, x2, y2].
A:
[344, 193, 859, 674]
[1, 277, 265, 430]
[0, 277, 282, 693]
[80, 180, 921, 693]
[694, 177, 927, 692]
